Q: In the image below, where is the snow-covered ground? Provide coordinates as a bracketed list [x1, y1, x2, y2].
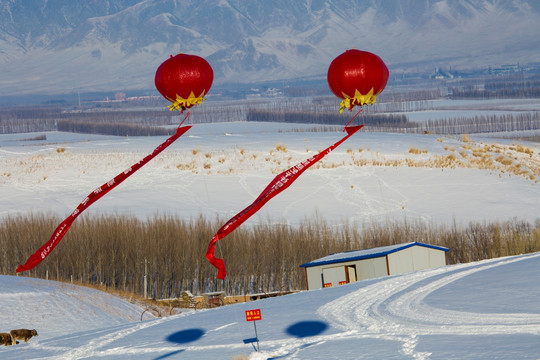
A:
[1, 105, 540, 358]
[1, 253, 539, 359]
[1, 120, 539, 227]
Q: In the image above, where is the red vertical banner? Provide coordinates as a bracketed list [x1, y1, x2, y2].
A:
[206, 125, 364, 279]
[16, 125, 192, 273]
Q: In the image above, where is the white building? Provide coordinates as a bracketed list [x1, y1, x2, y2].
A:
[299, 242, 449, 290]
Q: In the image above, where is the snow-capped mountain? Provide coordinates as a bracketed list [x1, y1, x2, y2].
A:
[1, 0, 539, 96]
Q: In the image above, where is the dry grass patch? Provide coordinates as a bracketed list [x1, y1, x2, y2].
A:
[472, 148, 486, 157]
[176, 161, 197, 171]
[496, 155, 513, 166]
[409, 146, 428, 154]
[350, 138, 539, 182]
[512, 144, 534, 157]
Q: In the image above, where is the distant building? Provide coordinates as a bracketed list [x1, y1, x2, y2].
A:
[299, 242, 449, 290]
[430, 67, 455, 79]
[487, 64, 523, 75]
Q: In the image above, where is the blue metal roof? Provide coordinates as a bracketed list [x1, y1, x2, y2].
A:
[299, 242, 449, 268]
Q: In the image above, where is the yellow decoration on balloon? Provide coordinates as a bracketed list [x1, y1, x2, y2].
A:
[167, 91, 207, 111]
[338, 88, 376, 113]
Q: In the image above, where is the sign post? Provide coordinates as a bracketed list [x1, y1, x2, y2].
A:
[244, 309, 262, 352]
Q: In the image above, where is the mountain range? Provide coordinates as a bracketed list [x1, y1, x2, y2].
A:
[1, 0, 540, 97]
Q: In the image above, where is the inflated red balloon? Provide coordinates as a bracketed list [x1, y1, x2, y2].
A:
[155, 53, 214, 112]
[327, 49, 389, 113]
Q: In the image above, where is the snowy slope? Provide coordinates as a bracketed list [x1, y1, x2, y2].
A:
[1, 253, 539, 359]
[0, 276, 153, 341]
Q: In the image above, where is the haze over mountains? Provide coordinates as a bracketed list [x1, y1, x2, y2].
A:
[1, 0, 540, 96]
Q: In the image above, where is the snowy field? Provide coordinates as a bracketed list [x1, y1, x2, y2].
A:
[1, 104, 540, 358]
[0, 253, 539, 359]
[1, 119, 539, 228]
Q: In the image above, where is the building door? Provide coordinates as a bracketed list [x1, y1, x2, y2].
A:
[346, 265, 357, 283]
[322, 265, 356, 287]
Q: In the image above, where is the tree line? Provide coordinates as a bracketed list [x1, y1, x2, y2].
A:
[2, 213, 539, 299]
[0, 107, 175, 135]
[1, 81, 538, 136]
[414, 112, 540, 135]
[450, 74, 540, 99]
[450, 87, 540, 99]
[247, 110, 540, 135]
[57, 119, 172, 137]
[246, 110, 411, 128]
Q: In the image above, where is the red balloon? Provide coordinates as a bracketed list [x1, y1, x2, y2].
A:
[327, 49, 389, 113]
[155, 53, 214, 112]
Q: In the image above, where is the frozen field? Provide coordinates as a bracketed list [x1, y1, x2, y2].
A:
[1, 119, 539, 228]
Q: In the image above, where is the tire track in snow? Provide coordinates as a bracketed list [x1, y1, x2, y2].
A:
[317, 253, 540, 359]
[58, 315, 178, 359]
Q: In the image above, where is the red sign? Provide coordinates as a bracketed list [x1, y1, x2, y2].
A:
[245, 309, 262, 322]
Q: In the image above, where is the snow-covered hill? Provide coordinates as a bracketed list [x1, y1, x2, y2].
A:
[0, 275, 154, 341]
[1, 253, 539, 359]
[1, 0, 540, 95]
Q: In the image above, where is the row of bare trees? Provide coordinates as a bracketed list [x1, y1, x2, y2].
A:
[57, 120, 172, 136]
[450, 87, 540, 99]
[1, 88, 538, 136]
[247, 110, 540, 136]
[413, 112, 540, 135]
[0, 107, 176, 134]
[246, 110, 410, 127]
[2, 213, 539, 299]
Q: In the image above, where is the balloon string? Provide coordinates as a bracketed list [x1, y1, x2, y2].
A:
[343, 108, 363, 131]
[178, 110, 191, 127]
